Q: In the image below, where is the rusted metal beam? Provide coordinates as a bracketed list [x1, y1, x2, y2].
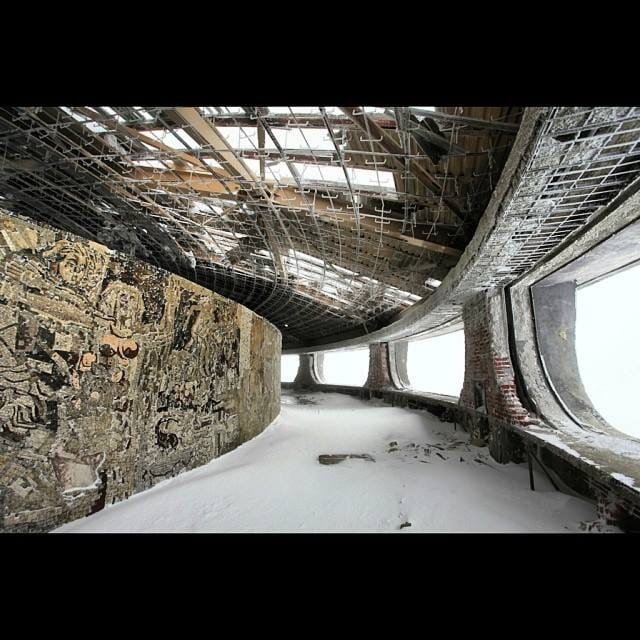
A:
[121, 109, 519, 134]
[124, 113, 397, 131]
[408, 108, 521, 133]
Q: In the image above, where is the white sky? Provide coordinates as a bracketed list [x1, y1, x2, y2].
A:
[407, 330, 465, 397]
[322, 349, 369, 386]
[576, 263, 640, 439]
[282, 351, 371, 385]
[281, 355, 299, 382]
[281, 332, 466, 395]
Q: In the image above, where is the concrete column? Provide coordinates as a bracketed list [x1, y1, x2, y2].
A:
[531, 281, 610, 430]
[292, 353, 324, 389]
[389, 341, 410, 389]
[364, 342, 399, 391]
[459, 287, 533, 460]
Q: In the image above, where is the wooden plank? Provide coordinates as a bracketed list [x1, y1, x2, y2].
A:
[129, 166, 238, 195]
[173, 107, 257, 182]
[73, 107, 216, 174]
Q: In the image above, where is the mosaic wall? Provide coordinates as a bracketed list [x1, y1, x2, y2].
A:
[0, 212, 281, 532]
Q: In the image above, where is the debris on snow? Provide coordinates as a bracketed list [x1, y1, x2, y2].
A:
[318, 453, 375, 465]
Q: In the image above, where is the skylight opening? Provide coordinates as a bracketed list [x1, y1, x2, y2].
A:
[363, 106, 387, 114]
[146, 130, 186, 150]
[272, 128, 335, 151]
[173, 128, 200, 149]
[99, 107, 125, 123]
[242, 158, 261, 176]
[131, 159, 167, 169]
[189, 200, 219, 214]
[145, 128, 200, 151]
[293, 163, 396, 191]
[83, 121, 108, 135]
[203, 158, 223, 170]
[217, 126, 259, 150]
[60, 107, 111, 135]
[268, 107, 322, 115]
[61, 107, 87, 123]
[264, 161, 293, 183]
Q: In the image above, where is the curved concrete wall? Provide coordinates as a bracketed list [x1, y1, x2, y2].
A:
[0, 212, 281, 532]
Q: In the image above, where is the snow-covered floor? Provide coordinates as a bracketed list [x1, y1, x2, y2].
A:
[55, 391, 605, 533]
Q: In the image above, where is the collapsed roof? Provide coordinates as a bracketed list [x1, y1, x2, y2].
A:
[0, 106, 525, 348]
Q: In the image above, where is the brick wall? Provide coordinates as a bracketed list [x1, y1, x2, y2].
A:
[459, 288, 532, 456]
[364, 343, 396, 390]
[591, 478, 640, 531]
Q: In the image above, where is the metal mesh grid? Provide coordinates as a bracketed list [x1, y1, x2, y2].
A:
[489, 106, 640, 281]
[0, 106, 521, 347]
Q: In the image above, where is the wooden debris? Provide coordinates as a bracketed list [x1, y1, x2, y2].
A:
[318, 454, 375, 465]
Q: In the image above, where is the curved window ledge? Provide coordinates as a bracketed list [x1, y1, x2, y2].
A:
[506, 180, 640, 513]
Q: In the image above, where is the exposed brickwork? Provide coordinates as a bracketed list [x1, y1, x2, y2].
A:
[364, 343, 396, 391]
[591, 479, 640, 531]
[459, 288, 534, 453]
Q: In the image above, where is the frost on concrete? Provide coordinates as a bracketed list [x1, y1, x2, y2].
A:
[55, 391, 605, 533]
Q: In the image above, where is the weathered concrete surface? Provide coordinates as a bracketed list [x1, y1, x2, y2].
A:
[292, 353, 324, 389]
[506, 178, 640, 527]
[531, 280, 611, 431]
[0, 212, 281, 532]
[389, 341, 410, 389]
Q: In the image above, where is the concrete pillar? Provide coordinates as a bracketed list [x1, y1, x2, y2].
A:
[389, 341, 410, 389]
[459, 287, 533, 459]
[364, 342, 399, 391]
[292, 353, 324, 389]
[531, 281, 610, 430]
